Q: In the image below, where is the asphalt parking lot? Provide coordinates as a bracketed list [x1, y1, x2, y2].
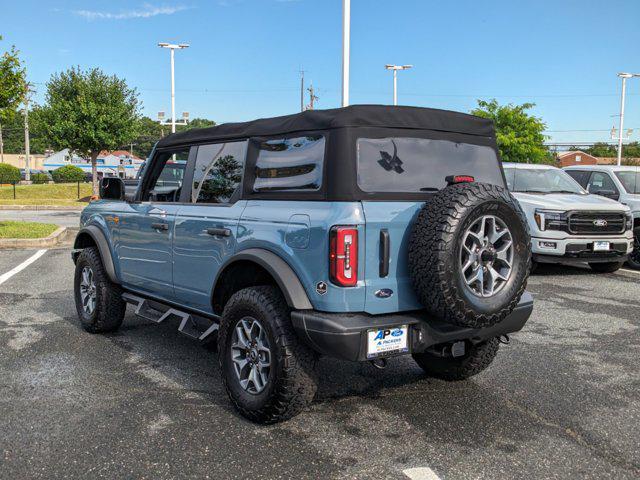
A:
[1, 248, 639, 479]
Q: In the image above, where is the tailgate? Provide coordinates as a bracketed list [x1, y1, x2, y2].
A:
[361, 201, 424, 314]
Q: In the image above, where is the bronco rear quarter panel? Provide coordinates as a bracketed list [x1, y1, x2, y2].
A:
[237, 200, 366, 312]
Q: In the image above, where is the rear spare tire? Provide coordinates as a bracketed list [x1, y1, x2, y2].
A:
[408, 182, 530, 328]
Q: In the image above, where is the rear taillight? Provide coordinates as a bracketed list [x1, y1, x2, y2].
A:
[329, 226, 358, 287]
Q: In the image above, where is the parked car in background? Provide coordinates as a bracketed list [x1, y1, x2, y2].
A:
[20, 169, 51, 181]
[564, 165, 640, 269]
[504, 163, 634, 273]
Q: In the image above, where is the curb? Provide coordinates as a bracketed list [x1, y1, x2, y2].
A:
[0, 226, 75, 250]
[0, 205, 85, 211]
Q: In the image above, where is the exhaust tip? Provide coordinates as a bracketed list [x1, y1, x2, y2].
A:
[370, 358, 387, 370]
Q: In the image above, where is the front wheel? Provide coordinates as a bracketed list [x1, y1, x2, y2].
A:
[589, 261, 624, 273]
[74, 247, 126, 333]
[627, 231, 640, 270]
[412, 338, 500, 381]
[218, 286, 318, 424]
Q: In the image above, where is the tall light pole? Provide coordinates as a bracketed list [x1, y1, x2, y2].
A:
[385, 65, 413, 106]
[616, 72, 640, 166]
[158, 42, 189, 133]
[342, 0, 350, 107]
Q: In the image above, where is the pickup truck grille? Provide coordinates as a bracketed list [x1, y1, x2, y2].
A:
[568, 212, 626, 235]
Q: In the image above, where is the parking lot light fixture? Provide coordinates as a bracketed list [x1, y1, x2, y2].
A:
[158, 42, 190, 133]
[616, 72, 640, 166]
[385, 64, 413, 106]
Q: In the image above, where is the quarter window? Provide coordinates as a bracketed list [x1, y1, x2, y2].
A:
[253, 135, 325, 192]
[192, 142, 247, 203]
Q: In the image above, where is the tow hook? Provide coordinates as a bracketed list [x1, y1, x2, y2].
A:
[370, 358, 387, 370]
[498, 334, 510, 345]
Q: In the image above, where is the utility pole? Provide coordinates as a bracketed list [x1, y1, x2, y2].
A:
[341, 0, 350, 107]
[307, 84, 319, 111]
[299, 69, 305, 112]
[0, 122, 4, 163]
[23, 87, 32, 182]
[615, 73, 640, 165]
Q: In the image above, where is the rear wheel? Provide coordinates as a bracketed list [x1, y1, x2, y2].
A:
[73, 247, 126, 333]
[589, 261, 623, 273]
[218, 286, 318, 424]
[412, 338, 500, 381]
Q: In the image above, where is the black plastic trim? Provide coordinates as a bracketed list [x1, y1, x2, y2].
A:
[213, 248, 313, 310]
[72, 226, 118, 284]
[291, 292, 533, 362]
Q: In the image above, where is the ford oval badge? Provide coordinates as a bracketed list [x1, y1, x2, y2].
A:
[374, 288, 394, 299]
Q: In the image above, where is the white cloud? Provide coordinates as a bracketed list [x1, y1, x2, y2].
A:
[74, 3, 190, 21]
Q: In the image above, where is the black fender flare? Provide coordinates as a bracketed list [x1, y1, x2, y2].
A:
[214, 248, 313, 310]
[72, 225, 119, 284]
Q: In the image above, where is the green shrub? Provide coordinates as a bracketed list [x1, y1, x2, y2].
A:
[51, 165, 86, 183]
[31, 173, 50, 184]
[0, 164, 21, 184]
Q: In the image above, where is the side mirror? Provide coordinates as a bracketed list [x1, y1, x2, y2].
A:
[99, 177, 125, 201]
[595, 189, 619, 201]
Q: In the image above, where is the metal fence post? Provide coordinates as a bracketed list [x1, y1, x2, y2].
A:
[78, 181, 80, 199]
[13, 182, 16, 200]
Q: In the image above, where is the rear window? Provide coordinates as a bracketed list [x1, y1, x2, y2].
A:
[253, 135, 325, 192]
[356, 137, 503, 193]
[615, 170, 640, 194]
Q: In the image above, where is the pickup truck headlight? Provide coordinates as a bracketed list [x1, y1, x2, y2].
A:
[625, 212, 633, 231]
[534, 209, 566, 232]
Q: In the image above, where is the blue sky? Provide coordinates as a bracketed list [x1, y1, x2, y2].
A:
[2, 0, 640, 144]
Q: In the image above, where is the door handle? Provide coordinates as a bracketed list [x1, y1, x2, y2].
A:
[206, 227, 232, 237]
[379, 229, 390, 278]
[151, 222, 169, 231]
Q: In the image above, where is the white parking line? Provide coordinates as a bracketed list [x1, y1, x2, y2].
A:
[0, 250, 48, 286]
[403, 467, 442, 480]
[620, 269, 640, 275]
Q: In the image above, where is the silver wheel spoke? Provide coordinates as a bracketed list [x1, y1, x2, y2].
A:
[229, 316, 271, 394]
[460, 215, 513, 297]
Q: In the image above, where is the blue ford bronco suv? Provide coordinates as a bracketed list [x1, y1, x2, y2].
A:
[72, 105, 533, 423]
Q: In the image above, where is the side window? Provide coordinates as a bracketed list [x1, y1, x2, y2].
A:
[565, 170, 590, 188]
[192, 142, 247, 204]
[253, 135, 325, 192]
[587, 172, 618, 194]
[145, 149, 189, 202]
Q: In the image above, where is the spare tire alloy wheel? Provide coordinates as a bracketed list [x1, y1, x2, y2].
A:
[460, 215, 513, 297]
[231, 317, 271, 394]
[409, 183, 530, 329]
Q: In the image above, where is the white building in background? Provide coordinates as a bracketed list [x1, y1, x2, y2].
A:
[43, 149, 144, 179]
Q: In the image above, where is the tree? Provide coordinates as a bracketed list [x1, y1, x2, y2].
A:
[0, 36, 28, 163]
[38, 67, 140, 195]
[471, 99, 551, 164]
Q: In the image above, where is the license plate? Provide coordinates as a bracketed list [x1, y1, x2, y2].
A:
[366, 325, 409, 359]
[593, 241, 610, 252]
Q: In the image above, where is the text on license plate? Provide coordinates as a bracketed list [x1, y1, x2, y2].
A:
[593, 241, 610, 252]
[367, 325, 409, 359]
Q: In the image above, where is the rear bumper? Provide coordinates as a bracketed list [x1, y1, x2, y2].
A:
[291, 293, 533, 362]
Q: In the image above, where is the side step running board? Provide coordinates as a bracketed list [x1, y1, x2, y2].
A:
[122, 293, 219, 343]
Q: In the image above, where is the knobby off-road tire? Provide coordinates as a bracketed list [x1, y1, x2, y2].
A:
[408, 183, 531, 329]
[589, 261, 623, 273]
[412, 338, 500, 381]
[218, 286, 318, 424]
[74, 247, 126, 333]
[626, 230, 640, 270]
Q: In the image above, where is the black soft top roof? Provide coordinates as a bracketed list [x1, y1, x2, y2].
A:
[156, 104, 495, 148]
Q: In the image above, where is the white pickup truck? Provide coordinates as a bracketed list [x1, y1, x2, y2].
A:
[503, 163, 634, 273]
